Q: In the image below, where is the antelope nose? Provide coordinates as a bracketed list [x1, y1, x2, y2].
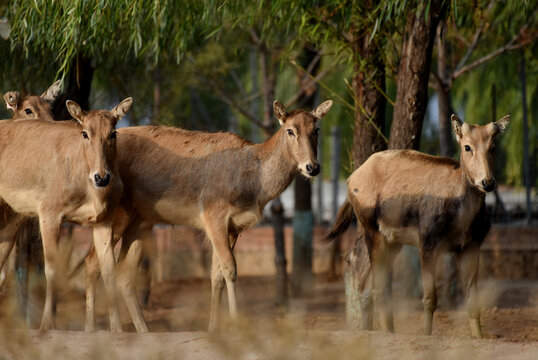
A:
[482, 179, 496, 192]
[306, 162, 320, 176]
[94, 172, 111, 188]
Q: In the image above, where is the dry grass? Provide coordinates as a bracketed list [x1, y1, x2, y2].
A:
[0, 276, 537, 359]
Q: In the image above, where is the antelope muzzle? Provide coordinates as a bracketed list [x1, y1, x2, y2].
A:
[481, 179, 496, 192]
[306, 162, 320, 177]
[94, 172, 111, 188]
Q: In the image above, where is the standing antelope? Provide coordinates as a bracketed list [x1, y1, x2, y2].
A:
[0, 98, 132, 331]
[327, 115, 509, 338]
[84, 100, 332, 332]
[0, 80, 62, 293]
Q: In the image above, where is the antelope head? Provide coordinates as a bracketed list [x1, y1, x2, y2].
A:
[3, 80, 61, 121]
[452, 114, 510, 193]
[273, 100, 333, 178]
[66, 98, 133, 189]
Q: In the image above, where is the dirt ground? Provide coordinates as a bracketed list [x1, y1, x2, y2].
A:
[0, 276, 537, 359]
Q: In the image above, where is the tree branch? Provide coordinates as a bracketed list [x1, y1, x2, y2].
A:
[451, 7, 538, 82]
[452, 29, 537, 81]
[195, 74, 270, 134]
[454, 0, 496, 73]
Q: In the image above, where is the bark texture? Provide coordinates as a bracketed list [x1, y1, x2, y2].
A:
[351, 33, 387, 166]
[389, 1, 446, 150]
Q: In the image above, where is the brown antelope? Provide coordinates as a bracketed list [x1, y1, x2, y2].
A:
[3, 80, 61, 121]
[327, 115, 510, 338]
[0, 81, 62, 295]
[0, 98, 132, 331]
[84, 100, 333, 332]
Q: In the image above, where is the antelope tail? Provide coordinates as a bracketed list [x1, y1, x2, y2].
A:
[325, 199, 354, 242]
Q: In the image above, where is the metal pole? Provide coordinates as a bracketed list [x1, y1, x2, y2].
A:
[331, 126, 342, 218]
[520, 53, 532, 225]
[316, 136, 323, 223]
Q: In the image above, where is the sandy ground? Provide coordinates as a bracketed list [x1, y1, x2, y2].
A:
[0, 276, 537, 359]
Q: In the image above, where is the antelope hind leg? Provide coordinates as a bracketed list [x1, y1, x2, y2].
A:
[419, 246, 438, 335]
[459, 243, 482, 338]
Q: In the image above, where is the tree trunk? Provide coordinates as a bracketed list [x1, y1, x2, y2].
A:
[52, 53, 94, 119]
[345, 9, 388, 328]
[258, 44, 288, 304]
[389, 1, 446, 150]
[152, 68, 162, 125]
[291, 46, 320, 297]
[271, 197, 288, 307]
[433, 19, 459, 310]
[351, 33, 387, 166]
[436, 21, 455, 157]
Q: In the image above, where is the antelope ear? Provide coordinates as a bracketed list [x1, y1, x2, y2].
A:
[451, 114, 464, 142]
[312, 100, 333, 120]
[66, 100, 84, 124]
[493, 115, 510, 135]
[112, 97, 133, 124]
[4, 91, 19, 110]
[41, 80, 62, 103]
[273, 100, 287, 126]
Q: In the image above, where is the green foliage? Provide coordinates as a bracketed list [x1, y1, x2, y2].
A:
[447, 0, 538, 186]
[1, 0, 536, 186]
[5, 0, 215, 78]
[453, 49, 538, 186]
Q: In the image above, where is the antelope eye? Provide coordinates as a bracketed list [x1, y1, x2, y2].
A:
[464, 145, 471, 152]
[287, 129, 295, 137]
[24, 108, 33, 115]
[314, 128, 320, 135]
[110, 131, 117, 140]
[82, 131, 89, 139]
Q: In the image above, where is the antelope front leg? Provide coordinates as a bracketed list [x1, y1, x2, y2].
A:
[92, 221, 122, 332]
[419, 247, 438, 335]
[209, 231, 239, 332]
[38, 215, 62, 330]
[116, 221, 150, 333]
[203, 211, 238, 331]
[84, 246, 101, 331]
[371, 237, 397, 333]
[459, 242, 482, 338]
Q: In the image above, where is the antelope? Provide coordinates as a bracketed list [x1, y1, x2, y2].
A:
[3, 80, 61, 121]
[327, 115, 510, 338]
[0, 98, 132, 331]
[84, 100, 333, 332]
[0, 81, 62, 292]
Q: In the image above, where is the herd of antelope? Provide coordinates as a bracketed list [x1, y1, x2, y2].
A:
[0, 80, 509, 338]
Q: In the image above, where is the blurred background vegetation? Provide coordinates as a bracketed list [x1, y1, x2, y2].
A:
[0, 0, 535, 186]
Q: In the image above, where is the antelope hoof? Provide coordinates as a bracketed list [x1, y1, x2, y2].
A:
[469, 318, 483, 338]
